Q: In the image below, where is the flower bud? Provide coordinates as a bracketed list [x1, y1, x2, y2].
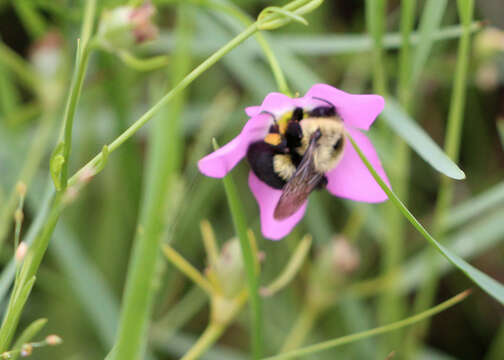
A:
[20, 344, 32, 357]
[97, 1, 158, 51]
[15, 242, 28, 262]
[45, 334, 63, 346]
[308, 236, 360, 308]
[213, 239, 245, 298]
[475, 61, 500, 91]
[15, 182, 27, 197]
[474, 27, 504, 59]
[29, 31, 65, 107]
[29, 31, 64, 79]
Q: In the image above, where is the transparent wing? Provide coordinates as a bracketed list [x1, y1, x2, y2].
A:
[274, 131, 323, 220]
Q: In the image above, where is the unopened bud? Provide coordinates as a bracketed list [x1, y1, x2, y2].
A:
[311, 236, 360, 290]
[97, 1, 158, 51]
[476, 62, 500, 91]
[331, 237, 360, 274]
[29, 31, 64, 79]
[20, 344, 32, 357]
[15, 242, 28, 262]
[45, 334, 63, 346]
[214, 239, 245, 298]
[16, 182, 27, 197]
[475, 27, 504, 59]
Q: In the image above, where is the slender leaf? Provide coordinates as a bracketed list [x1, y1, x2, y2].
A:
[11, 318, 47, 360]
[382, 99, 465, 179]
[264, 291, 470, 359]
[411, 0, 448, 87]
[443, 181, 504, 230]
[348, 134, 504, 304]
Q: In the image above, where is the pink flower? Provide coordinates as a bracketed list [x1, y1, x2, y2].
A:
[198, 84, 389, 240]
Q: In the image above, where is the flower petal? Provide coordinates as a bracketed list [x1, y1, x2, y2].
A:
[249, 172, 307, 240]
[326, 126, 389, 203]
[245, 106, 261, 117]
[199, 93, 296, 178]
[305, 84, 384, 131]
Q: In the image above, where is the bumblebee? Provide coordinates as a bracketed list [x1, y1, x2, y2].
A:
[246, 100, 346, 220]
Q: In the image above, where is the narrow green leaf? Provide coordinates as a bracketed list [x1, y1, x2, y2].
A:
[443, 181, 504, 230]
[215, 139, 263, 359]
[264, 290, 470, 359]
[347, 134, 504, 304]
[411, 0, 448, 87]
[382, 99, 465, 179]
[11, 318, 47, 360]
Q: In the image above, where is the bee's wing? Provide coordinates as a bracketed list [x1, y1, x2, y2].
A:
[274, 134, 323, 220]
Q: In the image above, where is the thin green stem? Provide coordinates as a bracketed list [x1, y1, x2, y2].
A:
[69, 22, 258, 186]
[218, 140, 262, 359]
[57, 0, 96, 189]
[409, 0, 474, 352]
[109, 7, 193, 360]
[0, 111, 57, 251]
[199, 0, 291, 95]
[181, 323, 226, 360]
[163, 245, 213, 296]
[366, 0, 388, 95]
[264, 290, 470, 360]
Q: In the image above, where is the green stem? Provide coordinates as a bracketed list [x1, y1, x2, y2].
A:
[203, 0, 291, 95]
[377, 0, 415, 354]
[366, 0, 388, 95]
[219, 149, 262, 359]
[181, 323, 226, 360]
[58, 0, 96, 189]
[110, 7, 193, 360]
[0, 192, 62, 351]
[69, 22, 258, 186]
[0, 111, 57, 251]
[409, 0, 474, 352]
[264, 290, 470, 360]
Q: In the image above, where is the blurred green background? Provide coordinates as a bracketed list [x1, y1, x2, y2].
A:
[0, 0, 503, 359]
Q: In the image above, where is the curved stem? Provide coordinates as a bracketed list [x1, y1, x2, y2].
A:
[181, 323, 225, 360]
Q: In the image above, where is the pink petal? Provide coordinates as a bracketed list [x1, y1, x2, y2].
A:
[245, 106, 261, 117]
[249, 172, 307, 240]
[326, 126, 389, 203]
[305, 84, 384, 131]
[198, 93, 296, 178]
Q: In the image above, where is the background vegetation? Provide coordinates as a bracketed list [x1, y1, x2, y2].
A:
[0, 0, 503, 359]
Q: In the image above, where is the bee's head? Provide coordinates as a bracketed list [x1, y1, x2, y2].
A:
[298, 118, 345, 173]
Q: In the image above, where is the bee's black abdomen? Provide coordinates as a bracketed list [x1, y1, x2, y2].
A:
[247, 141, 286, 189]
[309, 106, 336, 118]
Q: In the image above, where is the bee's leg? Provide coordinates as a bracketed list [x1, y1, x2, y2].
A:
[316, 176, 328, 190]
[309, 106, 336, 118]
[247, 141, 287, 190]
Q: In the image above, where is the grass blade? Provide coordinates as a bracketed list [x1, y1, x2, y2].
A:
[264, 290, 471, 359]
[347, 134, 504, 305]
[217, 139, 263, 359]
[382, 99, 465, 179]
[410, 0, 448, 87]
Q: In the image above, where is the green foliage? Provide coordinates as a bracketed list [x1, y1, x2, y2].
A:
[0, 1, 502, 360]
